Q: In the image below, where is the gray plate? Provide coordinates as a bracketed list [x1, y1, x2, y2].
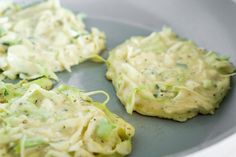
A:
[13, 0, 236, 156]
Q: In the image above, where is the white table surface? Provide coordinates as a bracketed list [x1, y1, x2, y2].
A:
[188, 133, 236, 157]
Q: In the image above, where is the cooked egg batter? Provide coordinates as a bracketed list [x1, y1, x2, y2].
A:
[0, 78, 134, 157]
[106, 27, 235, 121]
[0, 0, 105, 80]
